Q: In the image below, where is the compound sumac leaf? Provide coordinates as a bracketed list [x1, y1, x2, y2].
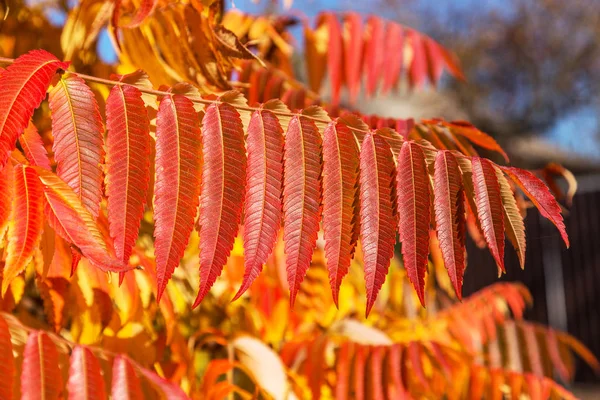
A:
[234, 109, 283, 300]
[21, 331, 62, 400]
[195, 103, 246, 306]
[0, 50, 68, 168]
[322, 121, 359, 306]
[37, 168, 127, 272]
[105, 81, 151, 263]
[67, 346, 107, 400]
[397, 141, 431, 307]
[154, 94, 201, 302]
[434, 150, 466, 299]
[49, 74, 105, 218]
[502, 166, 569, 247]
[472, 157, 505, 273]
[283, 116, 322, 306]
[360, 132, 397, 316]
[3, 164, 44, 295]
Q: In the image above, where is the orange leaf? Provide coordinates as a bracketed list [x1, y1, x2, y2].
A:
[3, 164, 44, 295]
[36, 168, 127, 272]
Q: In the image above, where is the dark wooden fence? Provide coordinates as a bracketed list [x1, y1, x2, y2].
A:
[462, 174, 600, 382]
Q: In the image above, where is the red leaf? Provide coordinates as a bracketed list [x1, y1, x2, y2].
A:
[472, 157, 505, 273]
[111, 355, 144, 399]
[343, 13, 363, 104]
[388, 344, 407, 399]
[36, 167, 127, 272]
[322, 121, 360, 306]
[408, 342, 428, 388]
[370, 346, 385, 400]
[502, 167, 569, 247]
[105, 80, 151, 263]
[19, 121, 51, 169]
[0, 163, 12, 239]
[234, 109, 283, 300]
[381, 22, 404, 94]
[360, 132, 397, 316]
[21, 331, 63, 400]
[283, 115, 322, 306]
[49, 74, 105, 218]
[0, 316, 14, 400]
[195, 103, 246, 306]
[354, 345, 366, 400]
[434, 151, 466, 299]
[3, 165, 44, 295]
[424, 38, 446, 85]
[0, 50, 68, 168]
[363, 16, 384, 97]
[154, 93, 201, 302]
[335, 342, 352, 399]
[68, 346, 107, 400]
[408, 29, 427, 88]
[397, 141, 431, 307]
[323, 13, 343, 105]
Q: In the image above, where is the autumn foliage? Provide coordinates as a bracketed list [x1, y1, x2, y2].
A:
[0, 0, 595, 398]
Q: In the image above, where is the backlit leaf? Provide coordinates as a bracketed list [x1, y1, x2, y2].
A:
[36, 168, 127, 272]
[472, 157, 505, 273]
[502, 166, 569, 247]
[343, 13, 363, 104]
[397, 141, 431, 306]
[21, 331, 62, 400]
[111, 355, 144, 400]
[67, 345, 107, 400]
[0, 316, 13, 400]
[434, 150, 466, 298]
[360, 132, 397, 316]
[19, 121, 51, 169]
[49, 74, 105, 218]
[105, 79, 151, 263]
[363, 16, 384, 97]
[3, 165, 44, 295]
[322, 121, 359, 306]
[495, 166, 526, 268]
[0, 50, 68, 168]
[235, 109, 283, 300]
[283, 115, 322, 306]
[0, 163, 13, 241]
[195, 103, 246, 306]
[154, 93, 201, 301]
